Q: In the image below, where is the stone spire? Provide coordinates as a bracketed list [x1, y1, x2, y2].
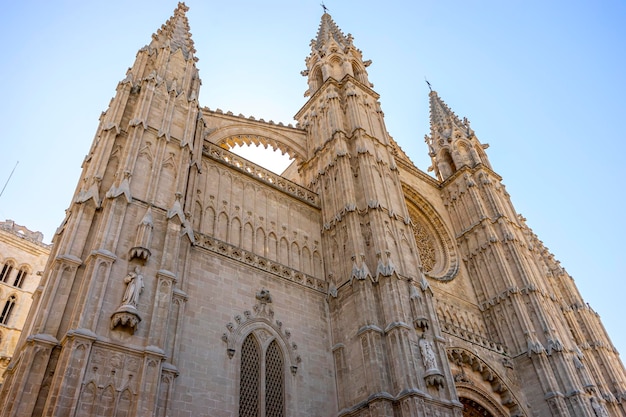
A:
[428, 90, 465, 133]
[148, 2, 196, 60]
[425, 90, 491, 181]
[312, 12, 352, 52]
[302, 13, 372, 97]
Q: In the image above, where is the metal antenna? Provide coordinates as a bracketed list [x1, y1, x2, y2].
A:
[0, 161, 18, 200]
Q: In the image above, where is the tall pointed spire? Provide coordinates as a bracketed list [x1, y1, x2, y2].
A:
[302, 12, 372, 96]
[313, 13, 352, 52]
[425, 91, 491, 181]
[428, 90, 465, 134]
[149, 2, 196, 60]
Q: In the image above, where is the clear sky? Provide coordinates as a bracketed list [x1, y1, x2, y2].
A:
[1, 1, 625, 359]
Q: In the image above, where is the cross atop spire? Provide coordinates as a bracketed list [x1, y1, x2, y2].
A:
[149, 2, 196, 60]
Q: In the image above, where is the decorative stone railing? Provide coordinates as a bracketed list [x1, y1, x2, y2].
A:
[202, 143, 319, 207]
[441, 321, 508, 355]
[193, 231, 327, 293]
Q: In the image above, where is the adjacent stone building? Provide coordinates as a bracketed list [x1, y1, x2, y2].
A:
[0, 220, 50, 386]
[1, 4, 624, 416]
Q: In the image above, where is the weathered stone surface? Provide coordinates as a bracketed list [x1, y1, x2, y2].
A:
[1, 5, 624, 417]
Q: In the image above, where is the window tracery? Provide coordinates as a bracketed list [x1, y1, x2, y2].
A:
[13, 267, 28, 288]
[238, 333, 285, 417]
[0, 262, 14, 283]
[412, 221, 436, 272]
[0, 295, 16, 325]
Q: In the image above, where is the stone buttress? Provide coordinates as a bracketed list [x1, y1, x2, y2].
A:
[426, 90, 626, 416]
[296, 13, 461, 416]
[0, 4, 201, 417]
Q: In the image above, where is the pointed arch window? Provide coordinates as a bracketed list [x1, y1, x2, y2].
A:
[0, 295, 16, 325]
[13, 268, 28, 288]
[239, 334, 285, 417]
[0, 262, 14, 283]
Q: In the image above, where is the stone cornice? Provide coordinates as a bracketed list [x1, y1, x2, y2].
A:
[397, 157, 440, 189]
[193, 231, 326, 294]
[441, 321, 508, 355]
[0, 228, 51, 254]
[295, 73, 379, 120]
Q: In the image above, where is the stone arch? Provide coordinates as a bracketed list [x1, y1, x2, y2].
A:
[456, 140, 475, 167]
[224, 312, 300, 374]
[438, 148, 456, 179]
[102, 149, 120, 198]
[116, 388, 133, 417]
[459, 388, 506, 417]
[403, 186, 459, 281]
[447, 347, 527, 417]
[204, 121, 307, 163]
[312, 250, 323, 279]
[133, 141, 154, 201]
[204, 206, 216, 236]
[76, 381, 97, 417]
[351, 60, 368, 85]
[193, 200, 202, 230]
[0, 259, 16, 283]
[290, 242, 301, 271]
[1, 293, 18, 325]
[327, 54, 344, 81]
[243, 222, 254, 252]
[97, 384, 116, 417]
[301, 246, 312, 276]
[267, 232, 278, 261]
[231, 217, 242, 247]
[278, 238, 289, 266]
[217, 211, 229, 241]
[255, 227, 266, 257]
[474, 144, 491, 169]
[222, 297, 302, 417]
[312, 65, 324, 92]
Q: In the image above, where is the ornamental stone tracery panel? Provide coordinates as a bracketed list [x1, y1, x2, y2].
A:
[193, 150, 323, 279]
[404, 188, 459, 281]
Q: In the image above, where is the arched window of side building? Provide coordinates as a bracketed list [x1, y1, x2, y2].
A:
[13, 267, 28, 288]
[0, 295, 16, 325]
[0, 262, 14, 283]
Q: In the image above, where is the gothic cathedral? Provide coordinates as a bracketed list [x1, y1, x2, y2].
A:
[1, 4, 624, 417]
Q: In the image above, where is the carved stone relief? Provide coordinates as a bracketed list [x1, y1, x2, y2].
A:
[77, 346, 141, 417]
[221, 289, 302, 374]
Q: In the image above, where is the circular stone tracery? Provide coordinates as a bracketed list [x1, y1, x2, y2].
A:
[412, 220, 436, 272]
[404, 186, 459, 281]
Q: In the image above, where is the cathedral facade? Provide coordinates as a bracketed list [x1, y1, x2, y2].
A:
[1, 4, 625, 416]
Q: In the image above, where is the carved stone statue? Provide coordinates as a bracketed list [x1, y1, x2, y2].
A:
[121, 266, 144, 307]
[419, 337, 438, 372]
[590, 397, 609, 417]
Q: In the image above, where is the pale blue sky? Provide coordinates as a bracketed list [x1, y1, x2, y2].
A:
[1, 1, 624, 358]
